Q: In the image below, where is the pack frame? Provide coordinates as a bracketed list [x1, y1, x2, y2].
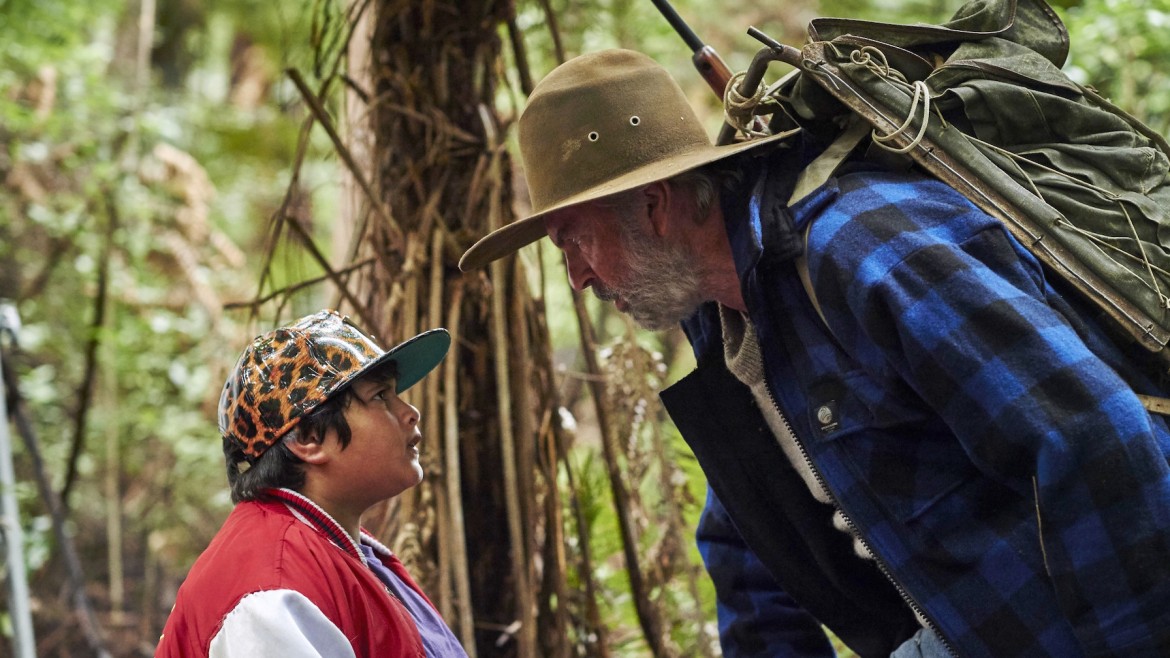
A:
[722, 0, 1170, 374]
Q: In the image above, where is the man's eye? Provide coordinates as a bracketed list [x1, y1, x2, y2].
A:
[553, 231, 581, 250]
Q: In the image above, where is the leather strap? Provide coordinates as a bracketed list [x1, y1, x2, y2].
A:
[1138, 394, 1170, 416]
[791, 118, 870, 332]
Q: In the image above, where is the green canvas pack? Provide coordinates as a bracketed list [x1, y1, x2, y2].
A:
[733, 0, 1170, 383]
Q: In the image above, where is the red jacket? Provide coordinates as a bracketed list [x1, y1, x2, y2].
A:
[156, 490, 431, 657]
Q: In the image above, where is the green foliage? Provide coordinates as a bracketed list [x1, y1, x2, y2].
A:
[0, 0, 121, 67]
[1, 0, 341, 649]
[1059, 0, 1170, 134]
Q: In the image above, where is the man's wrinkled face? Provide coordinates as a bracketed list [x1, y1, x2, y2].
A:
[544, 197, 706, 330]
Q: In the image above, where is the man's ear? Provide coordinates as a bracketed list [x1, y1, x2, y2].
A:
[285, 430, 331, 466]
[644, 180, 674, 238]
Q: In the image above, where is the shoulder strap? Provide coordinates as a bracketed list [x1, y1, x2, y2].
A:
[789, 118, 872, 208]
[791, 118, 870, 331]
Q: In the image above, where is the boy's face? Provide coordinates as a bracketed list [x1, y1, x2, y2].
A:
[324, 373, 424, 507]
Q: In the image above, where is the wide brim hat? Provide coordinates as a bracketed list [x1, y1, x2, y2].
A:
[459, 48, 798, 271]
[219, 310, 451, 460]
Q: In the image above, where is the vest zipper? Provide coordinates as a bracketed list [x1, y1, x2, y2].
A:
[761, 384, 961, 658]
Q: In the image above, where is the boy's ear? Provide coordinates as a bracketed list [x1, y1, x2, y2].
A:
[285, 430, 331, 466]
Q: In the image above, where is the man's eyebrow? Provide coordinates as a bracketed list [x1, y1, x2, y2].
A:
[550, 224, 576, 249]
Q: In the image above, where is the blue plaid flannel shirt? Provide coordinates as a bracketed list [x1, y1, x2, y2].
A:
[689, 167, 1170, 657]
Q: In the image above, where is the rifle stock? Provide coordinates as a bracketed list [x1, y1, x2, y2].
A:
[651, 0, 733, 100]
[692, 45, 733, 99]
[652, 0, 768, 143]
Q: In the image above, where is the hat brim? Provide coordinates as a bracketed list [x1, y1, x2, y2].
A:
[458, 128, 799, 271]
[351, 328, 451, 395]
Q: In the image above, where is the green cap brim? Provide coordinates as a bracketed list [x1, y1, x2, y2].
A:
[363, 328, 451, 393]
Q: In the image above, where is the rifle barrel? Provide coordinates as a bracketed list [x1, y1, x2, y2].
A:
[649, 0, 770, 139]
[650, 0, 734, 98]
[650, 0, 705, 53]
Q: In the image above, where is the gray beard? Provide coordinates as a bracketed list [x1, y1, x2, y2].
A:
[596, 221, 708, 331]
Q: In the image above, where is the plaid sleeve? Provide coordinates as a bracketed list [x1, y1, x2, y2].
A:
[808, 172, 1170, 655]
[696, 488, 836, 657]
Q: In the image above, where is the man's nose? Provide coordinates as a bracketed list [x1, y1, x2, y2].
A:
[564, 252, 594, 292]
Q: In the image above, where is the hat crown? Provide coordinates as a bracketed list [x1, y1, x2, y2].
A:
[456, 49, 797, 272]
[218, 310, 386, 459]
[518, 49, 711, 214]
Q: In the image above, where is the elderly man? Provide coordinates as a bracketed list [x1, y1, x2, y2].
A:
[459, 47, 1170, 658]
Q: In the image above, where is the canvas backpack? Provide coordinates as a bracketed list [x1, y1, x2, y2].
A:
[727, 0, 1170, 410]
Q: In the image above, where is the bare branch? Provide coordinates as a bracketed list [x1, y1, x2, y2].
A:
[61, 189, 116, 508]
[287, 66, 404, 250]
[572, 291, 669, 657]
[224, 258, 377, 311]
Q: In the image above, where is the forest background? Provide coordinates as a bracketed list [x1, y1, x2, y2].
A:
[1, 0, 1168, 656]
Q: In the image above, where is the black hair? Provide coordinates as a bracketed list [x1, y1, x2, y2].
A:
[224, 360, 399, 503]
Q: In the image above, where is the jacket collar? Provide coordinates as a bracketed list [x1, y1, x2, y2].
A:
[263, 488, 392, 565]
[719, 140, 822, 285]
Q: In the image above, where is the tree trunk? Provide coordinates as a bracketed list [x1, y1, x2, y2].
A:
[321, 2, 713, 655]
[347, 2, 548, 655]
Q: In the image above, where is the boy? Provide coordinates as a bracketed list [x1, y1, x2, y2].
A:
[157, 309, 467, 657]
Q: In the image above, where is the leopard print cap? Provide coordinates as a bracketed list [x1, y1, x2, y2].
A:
[219, 310, 450, 460]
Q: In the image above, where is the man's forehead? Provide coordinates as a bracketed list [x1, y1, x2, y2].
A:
[544, 207, 576, 229]
[543, 209, 575, 244]
[545, 203, 600, 232]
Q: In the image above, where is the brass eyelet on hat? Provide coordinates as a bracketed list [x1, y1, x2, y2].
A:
[629, 116, 640, 126]
[588, 131, 599, 142]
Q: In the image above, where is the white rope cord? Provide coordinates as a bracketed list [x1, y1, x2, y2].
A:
[724, 71, 770, 139]
[1057, 221, 1170, 277]
[1056, 209, 1170, 307]
[849, 45, 896, 79]
[1114, 202, 1165, 306]
[871, 80, 932, 153]
[848, 47, 933, 154]
[973, 137, 1121, 199]
[969, 135, 1170, 308]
